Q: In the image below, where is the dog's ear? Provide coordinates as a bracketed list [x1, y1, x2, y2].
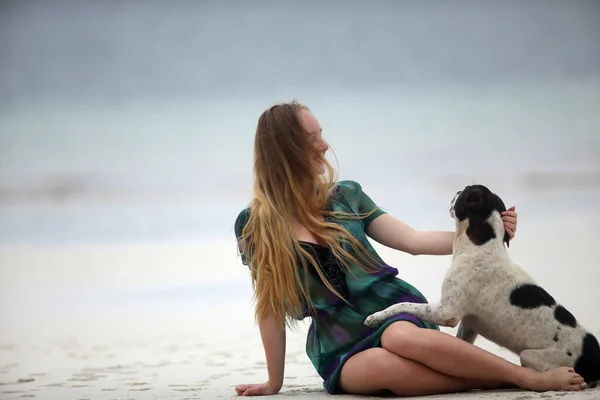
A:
[465, 190, 485, 212]
[504, 232, 510, 248]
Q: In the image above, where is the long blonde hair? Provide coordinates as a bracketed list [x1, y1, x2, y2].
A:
[238, 101, 379, 328]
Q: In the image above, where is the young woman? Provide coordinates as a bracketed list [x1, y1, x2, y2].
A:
[233, 101, 584, 397]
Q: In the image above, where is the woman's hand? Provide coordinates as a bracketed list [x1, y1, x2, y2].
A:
[235, 381, 281, 396]
[502, 206, 518, 240]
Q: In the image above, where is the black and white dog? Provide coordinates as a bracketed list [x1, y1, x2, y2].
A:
[364, 184, 600, 388]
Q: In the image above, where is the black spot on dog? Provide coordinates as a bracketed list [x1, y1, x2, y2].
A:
[553, 332, 559, 342]
[554, 305, 577, 328]
[567, 351, 572, 357]
[466, 223, 497, 246]
[574, 333, 600, 384]
[509, 284, 556, 309]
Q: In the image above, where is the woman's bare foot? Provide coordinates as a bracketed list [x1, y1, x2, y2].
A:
[519, 367, 585, 392]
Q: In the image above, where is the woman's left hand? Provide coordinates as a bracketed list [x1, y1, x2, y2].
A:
[502, 206, 518, 240]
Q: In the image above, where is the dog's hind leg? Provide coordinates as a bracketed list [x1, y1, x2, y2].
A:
[364, 302, 462, 328]
[519, 348, 574, 372]
[456, 318, 478, 344]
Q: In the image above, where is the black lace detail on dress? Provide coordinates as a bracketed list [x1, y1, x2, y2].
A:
[300, 242, 349, 300]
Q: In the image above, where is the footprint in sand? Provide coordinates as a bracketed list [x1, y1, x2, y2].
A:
[281, 387, 325, 396]
[209, 351, 232, 358]
[105, 364, 126, 371]
[117, 370, 137, 375]
[41, 383, 64, 388]
[68, 374, 105, 382]
[145, 361, 171, 368]
[206, 361, 226, 367]
[80, 367, 106, 374]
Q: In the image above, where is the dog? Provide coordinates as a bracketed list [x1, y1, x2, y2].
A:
[364, 184, 600, 387]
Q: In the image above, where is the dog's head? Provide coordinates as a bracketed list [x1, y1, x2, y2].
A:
[449, 184, 510, 247]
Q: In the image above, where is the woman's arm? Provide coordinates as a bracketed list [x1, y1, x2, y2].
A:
[235, 313, 286, 396]
[366, 214, 453, 256]
[259, 314, 286, 390]
[366, 207, 518, 256]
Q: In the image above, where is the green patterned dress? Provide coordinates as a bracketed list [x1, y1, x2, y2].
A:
[234, 180, 439, 394]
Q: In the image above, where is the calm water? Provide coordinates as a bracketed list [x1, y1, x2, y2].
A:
[1, 89, 600, 244]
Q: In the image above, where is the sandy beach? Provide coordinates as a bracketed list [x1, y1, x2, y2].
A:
[1, 226, 599, 400]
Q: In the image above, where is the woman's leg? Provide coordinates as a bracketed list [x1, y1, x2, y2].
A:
[339, 347, 509, 396]
[381, 321, 584, 392]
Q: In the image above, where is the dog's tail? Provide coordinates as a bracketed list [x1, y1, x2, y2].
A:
[575, 333, 600, 386]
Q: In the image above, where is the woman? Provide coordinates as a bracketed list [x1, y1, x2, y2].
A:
[233, 101, 584, 397]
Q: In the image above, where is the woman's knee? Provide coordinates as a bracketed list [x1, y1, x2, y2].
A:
[381, 321, 423, 357]
[339, 348, 410, 394]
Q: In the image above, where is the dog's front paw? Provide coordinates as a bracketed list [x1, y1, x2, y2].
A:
[364, 312, 386, 328]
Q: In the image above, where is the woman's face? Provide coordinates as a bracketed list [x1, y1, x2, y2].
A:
[299, 109, 329, 174]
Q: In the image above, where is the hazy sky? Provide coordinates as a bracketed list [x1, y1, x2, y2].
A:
[1, 0, 599, 108]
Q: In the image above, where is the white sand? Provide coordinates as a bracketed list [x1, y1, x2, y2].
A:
[1, 230, 599, 399]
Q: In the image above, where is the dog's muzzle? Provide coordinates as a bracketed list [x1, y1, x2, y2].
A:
[449, 190, 463, 218]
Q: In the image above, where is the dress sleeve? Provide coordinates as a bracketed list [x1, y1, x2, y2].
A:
[234, 207, 251, 266]
[337, 180, 387, 229]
